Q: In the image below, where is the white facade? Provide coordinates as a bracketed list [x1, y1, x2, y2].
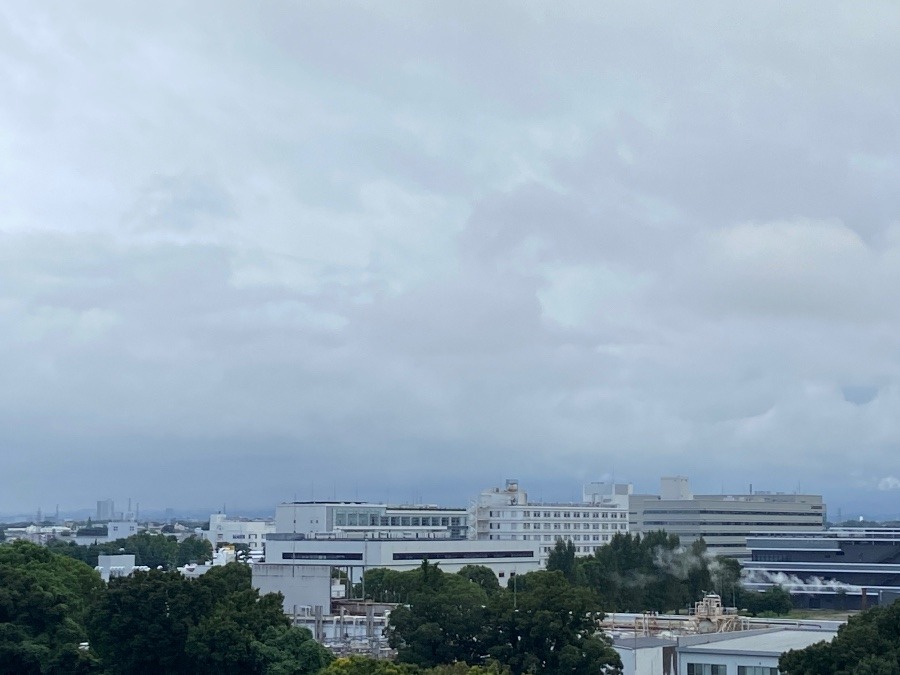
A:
[630, 477, 825, 558]
[470, 479, 631, 564]
[107, 520, 138, 541]
[612, 637, 676, 675]
[275, 501, 469, 540]
[205, 513, 274, 549]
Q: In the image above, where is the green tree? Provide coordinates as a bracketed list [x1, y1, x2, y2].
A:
[88, 570, 205, 674]
[457, 565, 501, 595]
[780, 600, 900, 674]
[0, 541, 103, 674]
[546, 540, 578, 583]
[483, 570, 621, 675]
[177, 536, 213, 566]
[389, 564, 490, 668]
[255, 625, 333, 675]
[86, 562, 329, 674]
[735, 586, 792, 617]
[318, 656, 418, 675]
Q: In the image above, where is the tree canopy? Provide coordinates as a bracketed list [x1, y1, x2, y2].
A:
[46, 531, 212, 569]
[369, 562, 622, 675]
[780, 600, 900, 674]
[0, 541, 103, 674]
[0, 542, 330, 675]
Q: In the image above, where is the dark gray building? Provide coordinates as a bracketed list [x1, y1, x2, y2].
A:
[744, 528, 900, 609]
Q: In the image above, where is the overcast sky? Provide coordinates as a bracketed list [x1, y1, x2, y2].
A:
[2, 2, 900, 518]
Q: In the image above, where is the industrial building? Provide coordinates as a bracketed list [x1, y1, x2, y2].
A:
[253, 499, 537, 637]
[254, 534, 540, 615]
[469, 479, 631, 563]
[606, 595, 839, 675]
[629, 477, 825, 558]
[743, 528, 900, 609]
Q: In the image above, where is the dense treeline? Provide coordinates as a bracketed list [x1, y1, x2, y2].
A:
[2, 532, 796, 675]
[0, 540, 331, 674]
[780, 600, 900, 674]
[46, 531, 212, 569]
[546, 533, 792, 616]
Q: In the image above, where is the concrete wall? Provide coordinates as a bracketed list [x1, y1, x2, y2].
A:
[252, 563, 333, 615]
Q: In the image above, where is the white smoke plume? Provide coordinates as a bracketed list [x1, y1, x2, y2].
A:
[742, 568, 861, 593]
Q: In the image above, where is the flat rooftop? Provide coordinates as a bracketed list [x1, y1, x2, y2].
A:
[684, 630, 835, 656]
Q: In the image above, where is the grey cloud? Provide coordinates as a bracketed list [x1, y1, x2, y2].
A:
[3, 3, 900, 516]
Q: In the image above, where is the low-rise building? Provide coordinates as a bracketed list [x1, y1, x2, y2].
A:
[254, 534, 541, 616]
[677, 628, 836, 675]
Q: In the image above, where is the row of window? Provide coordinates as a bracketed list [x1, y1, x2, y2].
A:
[643, 508, 821, 517]
[490, 510, 625, 519]
[335, 514, 465, 528]
[686, 665, 726, 675]
[489, 522, 627, 531]
[540, 544, 606, 554]
[525, 534, 613, 543]
[686, 665, 777, 675]
[643, 520, 821, 527]
[521, 522, 626, 530]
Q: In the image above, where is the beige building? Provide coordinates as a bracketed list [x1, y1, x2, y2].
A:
[629, 477, 825, 558]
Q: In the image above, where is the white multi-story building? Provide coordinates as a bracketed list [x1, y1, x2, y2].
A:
[204, 513, 275, 550]
[470, 479, 632, 563]
[275, 501, 469, 540]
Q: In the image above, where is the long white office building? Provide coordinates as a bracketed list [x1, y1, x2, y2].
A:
[469, 479, 632, 563]
[275, 501, 469, 539]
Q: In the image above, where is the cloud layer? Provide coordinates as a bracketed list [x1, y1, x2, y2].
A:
[2, 2, 900, 515]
